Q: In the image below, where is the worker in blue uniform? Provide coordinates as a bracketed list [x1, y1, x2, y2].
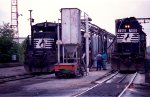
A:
[96, 53, 103, 71]
[102, 52, 107, 70]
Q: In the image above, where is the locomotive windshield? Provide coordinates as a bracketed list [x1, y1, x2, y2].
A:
[32, 22, 57, 33]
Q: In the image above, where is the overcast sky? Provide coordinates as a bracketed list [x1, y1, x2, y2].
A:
[0, 0, 150, 44]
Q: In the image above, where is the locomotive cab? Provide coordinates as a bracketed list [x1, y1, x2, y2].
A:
[111, 17, 146, 72]
[24, 22, 59, 73]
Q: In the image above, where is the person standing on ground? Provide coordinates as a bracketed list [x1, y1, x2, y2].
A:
[102, 52, 107, 70]
[96, 53, 103, 71]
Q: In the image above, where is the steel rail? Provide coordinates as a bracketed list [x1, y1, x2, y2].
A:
[0, 74, 36, 84]
[117, 74, 128, 83]
[117, 72, 138, 97]
[0, 73, 51, 84]
[74, 71, 119, 97]
[0, 73, 30, 79]
[92, 70, 116, 83]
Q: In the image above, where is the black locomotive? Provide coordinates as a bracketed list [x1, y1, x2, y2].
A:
[24, 22, 59, 73]
[111, 17, 146, 71]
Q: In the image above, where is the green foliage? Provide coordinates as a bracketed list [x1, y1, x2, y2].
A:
[0, 23, 14, 38]
[0, 23, 28, 64]
[0, 36, 13, 54]
[0, 23, 16, 63]
[0, 53, 11, 63]
[18, 39, 27, 63]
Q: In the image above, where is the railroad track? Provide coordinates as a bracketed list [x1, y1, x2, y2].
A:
[117, 72, 137, 97]
[74, 71, 119, 97]
[74, 71, 138, 97]
[91, 70, 117, 83]
[0, 74, 36, 83]
[0, 73, 51, 84]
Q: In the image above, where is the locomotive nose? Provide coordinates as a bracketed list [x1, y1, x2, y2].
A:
[124, 57, 132, 68]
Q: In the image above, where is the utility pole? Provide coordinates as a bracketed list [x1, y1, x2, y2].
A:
[28, 10, 33, 26]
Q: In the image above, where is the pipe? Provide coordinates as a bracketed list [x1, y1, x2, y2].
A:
[57, 19, 60, 63]
[85, 14, 90, 74]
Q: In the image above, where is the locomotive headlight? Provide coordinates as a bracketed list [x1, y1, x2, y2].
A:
[125, 25, 130, 28]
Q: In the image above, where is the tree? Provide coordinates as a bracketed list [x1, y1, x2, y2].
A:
[0, 23, 16, 63]
[0, 23, 14, 38]
[18, 39, 27, 63]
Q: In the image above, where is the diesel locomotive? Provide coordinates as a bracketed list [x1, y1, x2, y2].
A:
[23, 8, 115, 76]
[24, 22, 59, 73]
[111, 17, 146, 71]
